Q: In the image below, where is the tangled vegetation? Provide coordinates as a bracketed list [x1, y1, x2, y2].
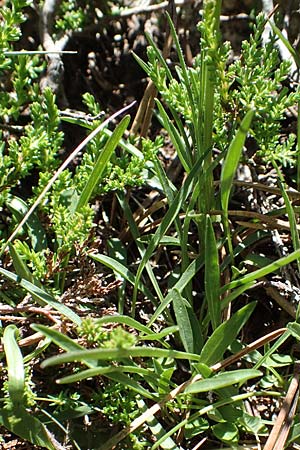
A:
[1, 0, 300, 449]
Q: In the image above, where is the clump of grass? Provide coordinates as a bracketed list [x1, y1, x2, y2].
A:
[1, 0, 300, 449]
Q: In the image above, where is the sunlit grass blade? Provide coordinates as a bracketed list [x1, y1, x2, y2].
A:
[56, 364, 165, 398]
[172, 288, 203, 354]
[136, 398, 181, 450]
[116, 191, 166, 316]
[107, 237, 127, 314]
[220, 108, 255, 257]
[221, 248, 300, 293]
[148, 254, 204, 328]
[9, 243, 36, 285]
[6, 196, 47, 251]
[156, 99, 192, 172]
[41, 346, 202, 368]
[268, 19, 300, 68]
[2, 325, 57, 449]
[221, 110, 255, 213]
[133, 154, 205, 308]
[76, 115, 130, 211]
[200, 302, 256, 366]
[90, 253, 158, 306]
[3, 325, 25, 405]
[185, 369, 262, 394]
[204, 215, 221, 330]
[0, 268, 81, 325]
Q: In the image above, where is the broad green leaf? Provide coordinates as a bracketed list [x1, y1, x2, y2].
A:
[185, 369, 262, 394]
[6, 196, 47, 251]
[220, 108, 255, 213]
[200, 302, 256, 366]
[0, 268, 81, 326]
[0, 406, 57, 450]
[76, 114, 130, 211]
[41, 346, 202, 368]
[172, 288, 203, 353]
[204, 215, 221, 330]
[212, 422, 239, 443]
[287, 322, 300, 341]
[2, 325, 57, 449]
[3, 325, 24, 405]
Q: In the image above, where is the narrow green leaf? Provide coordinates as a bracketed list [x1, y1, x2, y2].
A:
[6, 196, 47, 251]
[221, 109, 255, 213]
[31, 324, 98, 368]
[200, 302, 256, 366]
[0, 406, 57, 450]
[287, 322, 300, 341]
[185, 369, 262, 394]
[3, 325, 24, 405]
[156, 99, 192, 172]
[148, 254, 204, 328]
[76, 115, 130, 211]
[41, 346, 202, 368]
[89, 253, 157, 305]
[205, 215, 221, 330]
[268, 19, 300, 68]
[221, 248, 300, 292]
[9, 243, 35, 285]
[0, 268, 81, 325]
[2, 325, 57, 449]
[278, 178, 300, 272]
[172, 288, 203, 353]
[133, 154, 205, 305]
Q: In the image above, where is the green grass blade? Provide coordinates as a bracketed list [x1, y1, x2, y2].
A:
[200, 302, 256, 366]
[2, 325, 57, 449]
[277, 177, 300, 272]
[165, 12, 195, 119]
[0, 268, 81, 325]
[95, 314, 154, 336]
[221, 248, 300, 292]
[172, 288, 203, 354]
[56, 365, 154, 384]
[9, 243, 36, 285]
[156, 99, 193, 172]
[204, 215, 221, 330]
[268, 19, 300, 68]
[185, 369, 262, 394]
[148, 254, 204, 328]
[76, 115, 130, 211]
[57, 367, 156, 400]
[221, 108, 255, 213]
[3, 325, 25, 405]
[90, 253, 158, 306]
[41, 346, 202, 368]
[6, 196, 47, 251]
[133, 154, 205, 306]
[136, 398, 181, 450]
